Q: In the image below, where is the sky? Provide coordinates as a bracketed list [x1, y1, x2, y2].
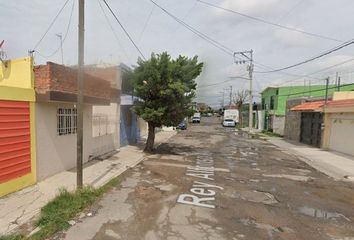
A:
[2, 0, 354, 107]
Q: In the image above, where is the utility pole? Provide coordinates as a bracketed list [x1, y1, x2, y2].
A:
[325, 77, 329, 104]
[229, 85, 232, 108]
[337, 76, 341, 91]
[219, 91, 225, 108]
[234, 50, 253, 132]
[77, 0, 85, 189]
[56, 33, 64, 65]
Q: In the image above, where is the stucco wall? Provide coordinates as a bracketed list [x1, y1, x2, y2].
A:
[35, 102, 93, 181]
[333, 91, 354, 101]
[0, 57, 37, 197]
[272, 115, 285, 136]
[91, 103, 120, 157]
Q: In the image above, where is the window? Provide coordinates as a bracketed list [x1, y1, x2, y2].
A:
[57, 108, 77, 136]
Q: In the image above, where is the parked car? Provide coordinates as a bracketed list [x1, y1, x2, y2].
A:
[192, 116, 200, 123]
[177, 121, 187, 130]
[222, 119, 236, 127]
[192, 112, 201, 123]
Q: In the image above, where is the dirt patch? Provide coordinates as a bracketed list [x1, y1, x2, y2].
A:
[134, 185, 163, 201]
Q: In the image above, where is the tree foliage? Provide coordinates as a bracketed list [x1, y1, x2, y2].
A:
[131, 52, 203, 151]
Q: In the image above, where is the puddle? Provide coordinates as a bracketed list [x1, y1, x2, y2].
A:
[240, 219, 294, 235]
[262, 174, 312, 182]
[298, 207, 351, 222]
[232, 190, 278, 205]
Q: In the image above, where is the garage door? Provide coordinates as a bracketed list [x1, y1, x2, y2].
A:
[329, 114, 354, 156]
[0, 100, 32, 183]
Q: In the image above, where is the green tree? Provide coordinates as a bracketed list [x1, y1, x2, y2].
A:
[132, 52, 203, 152]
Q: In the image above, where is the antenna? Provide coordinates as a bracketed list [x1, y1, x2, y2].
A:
[0, 40, 8, 67]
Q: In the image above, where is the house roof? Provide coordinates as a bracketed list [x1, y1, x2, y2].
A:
[325, 99, 354, 108]
[291, 98, 354, 112]
[291, 100, 326, 112]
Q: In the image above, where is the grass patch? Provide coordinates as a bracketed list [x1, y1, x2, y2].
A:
[260, 130, 283, 138]
[2, 177, 122, 240]
[0, 234, 25, 240]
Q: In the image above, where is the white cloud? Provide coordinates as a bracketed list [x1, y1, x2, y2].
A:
[213, 0, 283, 19]
[273, 27, 314, 48]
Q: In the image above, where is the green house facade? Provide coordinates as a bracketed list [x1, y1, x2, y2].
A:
[261, 84, 354, 134]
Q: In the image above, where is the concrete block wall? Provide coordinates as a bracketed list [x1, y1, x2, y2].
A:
[284, 99, 306, 141]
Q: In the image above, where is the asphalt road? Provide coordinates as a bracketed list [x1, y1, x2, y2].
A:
[57, 117, 354, 240]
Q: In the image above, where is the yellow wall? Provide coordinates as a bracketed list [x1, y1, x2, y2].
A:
[0, 57, 35, 101]
[0, 57, 37, 197]
[333, 91, 354, 101]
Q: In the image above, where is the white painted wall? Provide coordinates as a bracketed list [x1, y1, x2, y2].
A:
[329, 113, 354, 156]
[272, 115, 285, 136]
[35, 102, 93, 181]
[91, 103, 120, 158]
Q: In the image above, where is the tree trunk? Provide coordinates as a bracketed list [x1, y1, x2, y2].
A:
[144, 122, 155, 152]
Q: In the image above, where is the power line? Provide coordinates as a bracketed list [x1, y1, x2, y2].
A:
[96, 0, 132, 62]
[102, 0, 146, 60]
[197, 75, 249, 89]
[277, 83, 354, 97]
[197, 0, 343, 43]
[33, 0, 71, 50]
[275, 0, 305, 23]
[149, 0, 233, 56]
[273, 58, 354, 87]
[35, 0, 75, 59]
[149, 0, 319, 80]
[255, 38, 354, 73]
[138, 5, 155, 43]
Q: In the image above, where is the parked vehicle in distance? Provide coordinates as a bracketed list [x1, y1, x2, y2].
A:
[192, 112, 201, 123]
[177, 121, 187, 130]
[223, 109, 239, 123]
[223, 119, 236, 127]
[207, 113, 213, 117]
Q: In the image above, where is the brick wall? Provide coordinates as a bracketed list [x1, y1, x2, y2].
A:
[34, 62, 110, 99]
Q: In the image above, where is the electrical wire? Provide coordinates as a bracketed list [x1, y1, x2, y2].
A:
[33, 0, 71, 50]
[102, 0, 146, 60]
[197, 75, 249, 89]
[277, 83, 354, 97]
[255, 38, 354, 73]
[149, 0, 233, 56]
[96, 0, 132, 62]
[197, 0, 343, 43]
[275, 0, 305, 23]
[138, 5, 155, 43]
[35, 0, 75, 59]
[273, 58, 354, 87]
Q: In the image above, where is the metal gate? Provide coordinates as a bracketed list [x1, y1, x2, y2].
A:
[300, 112, 323, 147]
[0, 100, 31, 183]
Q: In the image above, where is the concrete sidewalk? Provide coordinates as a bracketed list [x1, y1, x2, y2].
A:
[268, 138, 354, 181]
[0, 130, 176, 235]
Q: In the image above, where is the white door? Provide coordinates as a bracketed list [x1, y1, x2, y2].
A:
[329, 113, 354, 156]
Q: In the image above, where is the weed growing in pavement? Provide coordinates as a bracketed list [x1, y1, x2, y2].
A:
[0, 177, 122, 240]
[260, 130, 283, 138]
[0, 234, 25, 240]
